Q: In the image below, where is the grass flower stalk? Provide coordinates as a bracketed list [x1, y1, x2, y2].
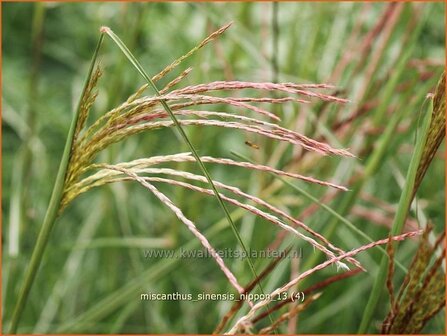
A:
[99, 25, 269, 310]
[8, 34, 105, 334]
[357, 97, 434, 333]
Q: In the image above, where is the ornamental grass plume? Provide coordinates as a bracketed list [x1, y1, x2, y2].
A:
[58, 23, 357, 294]
[9, 22, 422, 334]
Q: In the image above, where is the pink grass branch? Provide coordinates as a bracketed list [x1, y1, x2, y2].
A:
[78, 70, 193, 145]
[227, 230, 423, 334]
[101, 164, 246, 297]
[81, 79, 347, 147]
[69, 163, 359, 269]
[125, 108, 352, 157]
[68, 165, 356, 269]
[162, 93, 282, 120]
[137, 169, 361, 270]
[79, 165, 353, 270]
[103, 152, 347, 190]
[172, 81, 349, 103]
[131, 175, 351, 270]
[101, 119, 352, 159]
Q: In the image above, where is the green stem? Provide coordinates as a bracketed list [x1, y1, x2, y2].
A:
[100, 27, 274, 328]
[8, 34, 105, 334]
[357, 98, 433, 333]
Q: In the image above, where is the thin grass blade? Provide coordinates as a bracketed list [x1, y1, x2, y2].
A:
[8, 34, 105, 334]
[100, 26, 274, 325]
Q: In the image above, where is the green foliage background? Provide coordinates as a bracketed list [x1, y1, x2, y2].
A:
[2, 2, 445, 334]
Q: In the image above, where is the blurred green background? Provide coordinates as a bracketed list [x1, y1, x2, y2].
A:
[2, 2, 445, 334]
